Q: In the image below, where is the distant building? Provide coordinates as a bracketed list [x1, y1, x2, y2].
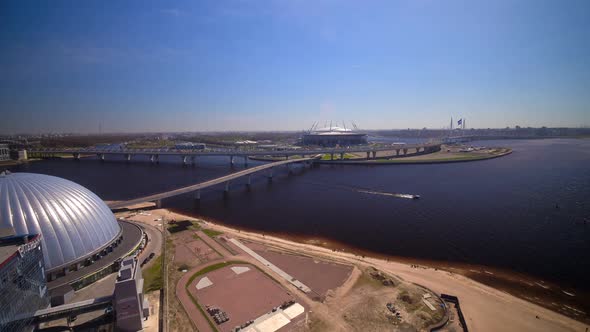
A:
[18, 150, 28, 161]
[0, 233, 49, 331]
[175, 142, 206, 150]
[114, 257, 149, 331]
[0, 144, 9, 161]
[235, 140, 258, 145]
[302, 124, 368, 147]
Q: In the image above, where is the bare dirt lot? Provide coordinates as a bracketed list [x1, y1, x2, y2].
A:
[246, 241, 353, 301]
[172, 230, 220, 267]
[188, 264, 304, 332]
[324, 267, 446, 332]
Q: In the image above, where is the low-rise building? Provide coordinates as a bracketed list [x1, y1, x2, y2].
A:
[175, 142, 206, 150]
[18, 150, 28, 161]
[114, 257, 149, 331]
[0, 144, 9, 161]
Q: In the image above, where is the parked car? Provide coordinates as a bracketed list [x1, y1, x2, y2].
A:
[105, 306, 113, 315]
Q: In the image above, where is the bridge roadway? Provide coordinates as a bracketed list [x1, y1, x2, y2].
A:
[107, 156, 316, 210]
[28, 142, 441, 162]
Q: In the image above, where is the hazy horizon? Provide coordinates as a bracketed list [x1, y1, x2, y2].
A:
[1, 1, 589, 134]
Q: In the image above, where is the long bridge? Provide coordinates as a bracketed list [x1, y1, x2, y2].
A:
[107, 156, 317, 210]
[28, 142, 441, 166]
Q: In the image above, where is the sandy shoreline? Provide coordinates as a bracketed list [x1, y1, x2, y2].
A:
[155, 208, 590, 331]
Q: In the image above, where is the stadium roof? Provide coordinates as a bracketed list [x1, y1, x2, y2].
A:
[0, 172, 120, 270]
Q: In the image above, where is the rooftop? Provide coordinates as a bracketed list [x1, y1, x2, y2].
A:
[0, 234, 40, 266]
[0, 243, 19, 266]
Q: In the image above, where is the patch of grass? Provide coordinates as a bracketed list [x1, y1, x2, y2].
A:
[187, 261, 235, 284]
[143, 255, 163, 292]
[168, 220, 201, 233]
[202, 228, 224, 238]
[375, 150, 510, 163]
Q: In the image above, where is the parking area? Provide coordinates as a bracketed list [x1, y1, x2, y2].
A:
[188, 264, 306, 332]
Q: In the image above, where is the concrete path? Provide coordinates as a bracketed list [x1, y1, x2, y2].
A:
[229, 238, 311, 293]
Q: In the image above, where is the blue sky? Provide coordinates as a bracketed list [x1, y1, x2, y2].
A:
[1, 0, 589, 133]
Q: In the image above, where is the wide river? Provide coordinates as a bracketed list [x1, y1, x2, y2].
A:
[7, 138, 590, 293]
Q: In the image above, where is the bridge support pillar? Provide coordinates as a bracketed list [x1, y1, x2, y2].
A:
[366, 151, 370, 159]
[285, 155, 289, 160]
[73, 153, 80, 160]
[190, 156, 196, 166]
[155, 200, 162, 209]
[125, 154, 131, 162]
[330, 153, 334, 160]
[246, 174, 252, 188]
[268, 167, 274, 181]
[244, 156, 248, 167]
[193, 190, 201, 208]
[340, 152, 344, 160]
[403, 148, 408, 155]
[396, 149, 400, 156]
[98, 154, 105, 162]
[224, 181, 230, 193]
[372, 151, 377, 159]
[150, 154, 160, 164]
[230, 155, 234, 166]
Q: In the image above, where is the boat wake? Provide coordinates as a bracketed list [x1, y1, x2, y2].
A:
[302, 181, 420, 200]
[357, 190, 420, 200]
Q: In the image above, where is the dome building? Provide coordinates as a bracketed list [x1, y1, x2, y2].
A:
[0, 172, 127, 281]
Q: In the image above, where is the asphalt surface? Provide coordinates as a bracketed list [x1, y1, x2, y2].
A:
[47, 221, 143, 290]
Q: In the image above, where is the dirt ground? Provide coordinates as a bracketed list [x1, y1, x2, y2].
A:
[441, 301, 466, 332]
[246, 241, 353, 301]
[319, 267, 446, 332]
[172, 229, 220, 267]
[188, 264, 303, 332]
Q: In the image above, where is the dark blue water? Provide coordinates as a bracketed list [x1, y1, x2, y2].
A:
[8, 139, 590, 292]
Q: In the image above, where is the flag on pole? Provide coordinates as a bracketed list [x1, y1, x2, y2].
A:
[457, 118, 462, 126]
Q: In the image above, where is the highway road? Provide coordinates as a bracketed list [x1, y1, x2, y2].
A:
[107, 156, 315, 209]
[29, 142, 440, 158]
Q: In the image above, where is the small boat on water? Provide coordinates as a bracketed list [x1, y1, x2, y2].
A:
[412, 195, 421, 200]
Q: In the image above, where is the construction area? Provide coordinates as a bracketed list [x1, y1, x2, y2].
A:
[116, 208, 458, 332]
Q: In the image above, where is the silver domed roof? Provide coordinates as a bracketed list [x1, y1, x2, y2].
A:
[0, 172, 120, 271]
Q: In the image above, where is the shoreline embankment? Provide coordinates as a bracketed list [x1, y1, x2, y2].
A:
[167, 208, 589, 326]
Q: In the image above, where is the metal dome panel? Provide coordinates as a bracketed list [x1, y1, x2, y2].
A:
[0, 172, 121, 271]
